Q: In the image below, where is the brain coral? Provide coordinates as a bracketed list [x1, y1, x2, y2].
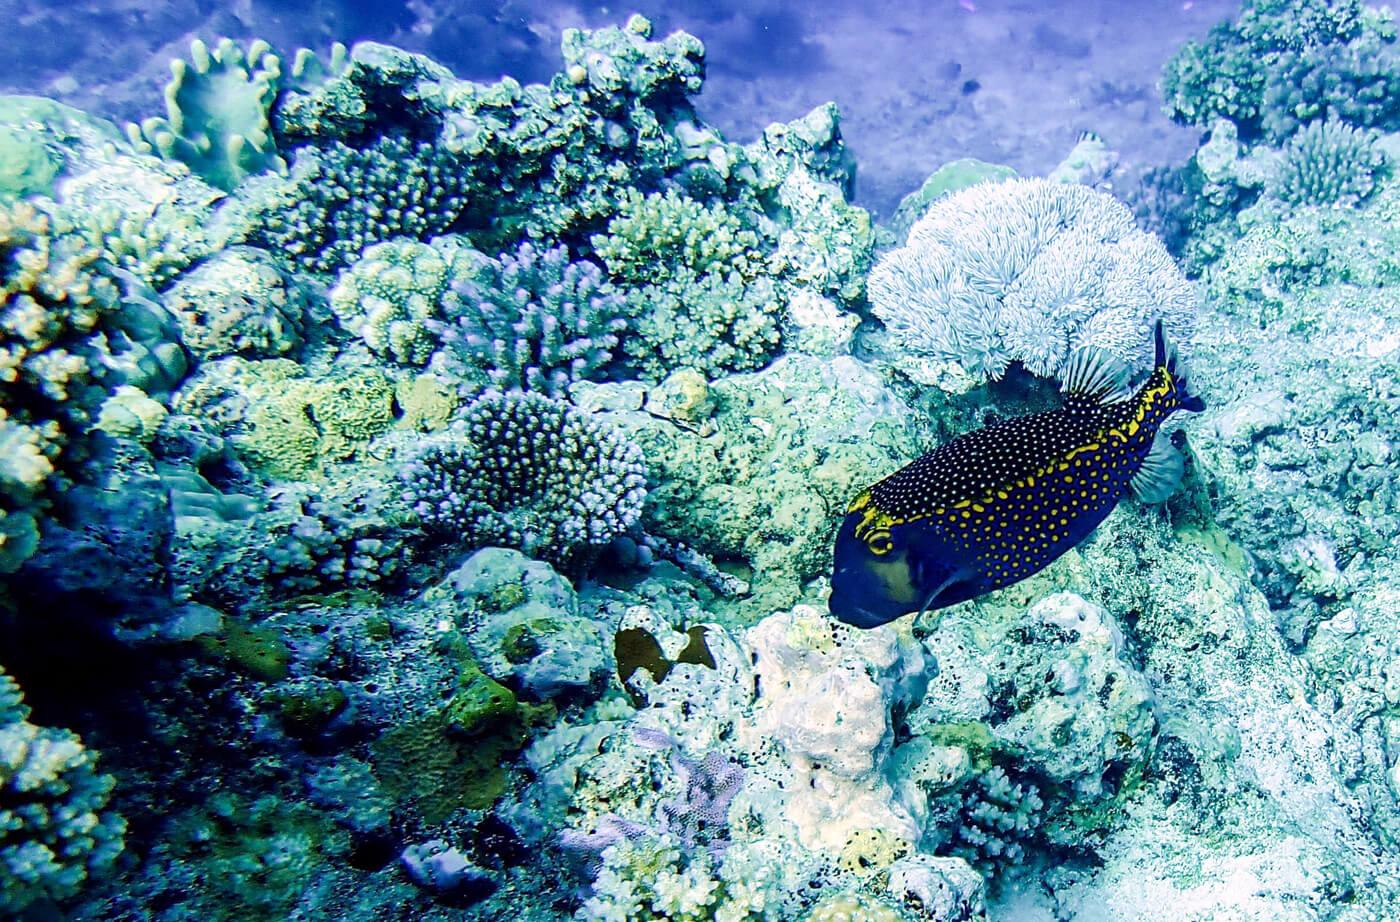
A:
[868, 178, 1195, 387]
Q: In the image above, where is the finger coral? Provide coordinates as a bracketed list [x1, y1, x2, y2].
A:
[432, 240, 626, 396]
[330, 237, 461, 366]
[0, 667, 125, 914]
[1270, 117, 1388, 205]
[401, 390, 646, 567]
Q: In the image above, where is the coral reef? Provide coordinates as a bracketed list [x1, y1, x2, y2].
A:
[7, 4, 1400, 921]
[592, 188, 780, 379]
[577, 353, 929, 616]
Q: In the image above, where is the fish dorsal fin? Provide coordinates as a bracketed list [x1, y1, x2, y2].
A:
[1130, 431, 1185, 504]
[1060, 346, 1132, 407]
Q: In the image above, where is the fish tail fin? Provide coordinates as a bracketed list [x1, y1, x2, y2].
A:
[1154, 319, 1205, 413]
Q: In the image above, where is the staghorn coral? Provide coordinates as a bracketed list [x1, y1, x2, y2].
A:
[945, 766, 1045, 874]
[0, 667, 126, 914]
[867, 177, 1195, 388]
[127, 38, 285, 192]
[1269, 118, 1387, 205]
[401, 390, 646, 566]
[431, 240, 626, 396]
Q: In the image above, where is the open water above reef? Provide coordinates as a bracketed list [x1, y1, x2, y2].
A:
[4, 0, 1239, 215]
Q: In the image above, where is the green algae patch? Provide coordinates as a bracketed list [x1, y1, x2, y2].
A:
[501, 617, 563, 664]
[200, 620, 292, 682]
[1176, 524, 1251, 578]
[925, 721, 998, 771]
[444, 663, 518, 736]
[370, 645, 554, 821]
[273, 680, 348, 735]
[371, 710, 520, 821]
[167, 790, 339, 919]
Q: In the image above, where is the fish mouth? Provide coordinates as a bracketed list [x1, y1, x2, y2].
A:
[827, 582, 902, 629]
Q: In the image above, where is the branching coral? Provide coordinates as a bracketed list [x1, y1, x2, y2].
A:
[867, 177, 1195, 386]
[1162, 0, 1400, 142]
[245, 134, 470, 273]
[592, 188, 780, 379]
[431, 240, 626, 395]
[401, 390, 645, 566]
[1269, 118, 1387, 205]
[0, 667, 126, 914]
[330, 237, 462, 365]
[946, 766, 1045, 874]
[0, 201, 127, 569]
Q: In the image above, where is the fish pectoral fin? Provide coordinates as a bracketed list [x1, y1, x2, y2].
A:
[1130, 430, 1186, 504]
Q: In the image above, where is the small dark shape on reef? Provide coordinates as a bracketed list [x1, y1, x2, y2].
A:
[615, 625, 716, 704]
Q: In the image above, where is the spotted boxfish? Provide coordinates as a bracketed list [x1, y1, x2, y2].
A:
[829, 322, 1204, 629]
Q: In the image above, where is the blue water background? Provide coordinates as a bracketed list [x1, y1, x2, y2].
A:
[5, 0, 1238, 215]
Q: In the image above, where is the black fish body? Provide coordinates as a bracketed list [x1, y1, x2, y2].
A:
[829, 323, 1204, 628]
